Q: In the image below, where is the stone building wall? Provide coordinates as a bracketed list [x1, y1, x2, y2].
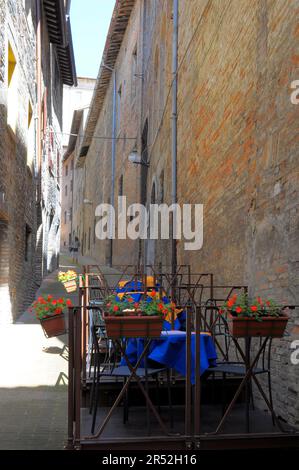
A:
[0, 0, 67, 321]
[175, 0, 299, 424]
[39, 12, 63, 277]
[0, 0, 38, 322]
[76, 0, 299, 424]
[80, 2, 142, 267]
[60, 153, 74, 251]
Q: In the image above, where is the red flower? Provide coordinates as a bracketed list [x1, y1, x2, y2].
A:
[158, 303, 164, 311]
[52, 300, 57, 305]
[113, 305, 119, 312]
[55, 308, 62, 315]
[257, 296, 263, 305]
[66, 299, 73, 307]
[58, 298, 64, 304]
[218, 308, 224, 315]
[250, 305, 258, 312]
[266, 300, 271, 306]
[227, 298, 236, 308]
[38, 296, 44, 302]
[236, 306, 243, 314]
[149, 290, 156, 298]
[134, 303, 139, 309]
[127, 297, 134, 303]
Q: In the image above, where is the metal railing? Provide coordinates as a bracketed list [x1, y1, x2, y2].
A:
[66, 266, 299, 450]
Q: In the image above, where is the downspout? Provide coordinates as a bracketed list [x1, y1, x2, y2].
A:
[36, 0, 42, 200]
[110, 69, 117, 267]
[36, 0, 43, 278]
[171, 0, 178, 300]
[103, 64, 117, 267]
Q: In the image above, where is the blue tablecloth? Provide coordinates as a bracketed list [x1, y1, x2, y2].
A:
[121, 331, 217, 384]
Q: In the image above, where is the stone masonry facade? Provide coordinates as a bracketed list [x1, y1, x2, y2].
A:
[74, 0, 299, 424]
[0, 0, 76, 322]
[0, 0, 38, 322]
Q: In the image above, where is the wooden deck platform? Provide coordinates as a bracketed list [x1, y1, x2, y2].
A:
[78, 403, 299, 450]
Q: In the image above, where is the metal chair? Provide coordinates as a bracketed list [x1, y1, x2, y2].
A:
[204, 301, 275, 423]
[89, 324, 173, 435]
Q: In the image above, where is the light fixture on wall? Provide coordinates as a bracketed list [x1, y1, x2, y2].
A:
[128, 148, 149, 167]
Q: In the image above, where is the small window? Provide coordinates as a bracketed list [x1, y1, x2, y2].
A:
[131, 45, 137, 101]
[118, 174, 123, 196]
[65, 185, 67, 196]
[65, 164, 68, 177]
[56, 151, 60, 179]
[159, 170, 164, 203]
[64, 211, 67, 224]
[25, 224, 32, 262]
[88, 227, 91, 251]
[117, 84, 122, 133]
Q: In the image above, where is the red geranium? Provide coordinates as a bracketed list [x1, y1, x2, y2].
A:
[30, 296, 68, 320]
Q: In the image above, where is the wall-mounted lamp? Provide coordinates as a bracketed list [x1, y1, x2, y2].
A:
[128, 148, 149, 167]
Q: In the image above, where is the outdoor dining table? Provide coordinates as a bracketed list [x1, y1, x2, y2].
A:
[121, 330, 218, 383]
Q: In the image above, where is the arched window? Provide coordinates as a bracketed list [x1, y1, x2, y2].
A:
[151, 181, 156, 205]
[159, 170, 164, 203]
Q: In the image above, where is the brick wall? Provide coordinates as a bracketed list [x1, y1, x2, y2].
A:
[60, 153, 74, 251]
[75, 0, 299, 424]
[0, 0, 38, 322]
[0, 1, 64, 321]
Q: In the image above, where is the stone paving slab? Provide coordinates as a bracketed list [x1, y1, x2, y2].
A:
[0, 253, 123, 450]
[0, 256, 82, 450]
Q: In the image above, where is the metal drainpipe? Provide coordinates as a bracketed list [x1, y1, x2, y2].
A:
[36, 0, 43, 277]
[36, 0, 42, 197]
[103, 64, 116, 267]
[171, 0, 178, 300]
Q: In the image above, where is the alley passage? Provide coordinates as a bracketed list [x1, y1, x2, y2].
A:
[0, 255, 79, 450]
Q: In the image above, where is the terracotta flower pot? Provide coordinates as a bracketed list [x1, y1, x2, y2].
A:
[63, 279, 77, 293]
[40, 313, 66, 338]
[228, 313, 289, 338]
[103, 313, 163, 338]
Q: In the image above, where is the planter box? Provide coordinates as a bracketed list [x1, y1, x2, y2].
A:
[63, 279, 77, 293]
[40, 313, 66, 338]
[228, 313, 289, 338]
[103, 313, 163, 338]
